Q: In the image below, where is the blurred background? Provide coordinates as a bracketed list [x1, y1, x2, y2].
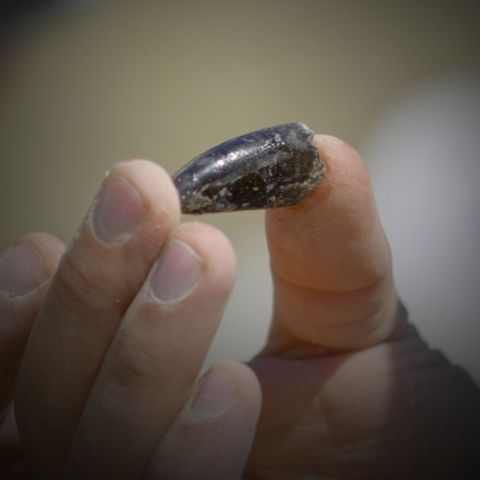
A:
[1, 0, 479, 381]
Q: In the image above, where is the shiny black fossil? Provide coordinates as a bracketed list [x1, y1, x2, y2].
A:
[172, 123, 324, 214]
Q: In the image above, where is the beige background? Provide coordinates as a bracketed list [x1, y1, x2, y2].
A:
[1, 1, 479, 378]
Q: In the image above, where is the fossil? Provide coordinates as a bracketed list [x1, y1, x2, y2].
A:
[172, 123, 324, 214]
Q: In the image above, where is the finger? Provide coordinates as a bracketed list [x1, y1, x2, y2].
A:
[65, 222, 236, 479]
[265, 135, 400, 352]
[145, 361, 261, 480]
[15, 160, 180, 479]
[0, 233, 64, 424]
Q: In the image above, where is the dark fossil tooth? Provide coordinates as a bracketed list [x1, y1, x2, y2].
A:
[172, 122, 324, 214]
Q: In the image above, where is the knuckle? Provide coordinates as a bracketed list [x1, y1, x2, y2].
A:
[106, 331, 159, 393]
[52, 249, 117, 317]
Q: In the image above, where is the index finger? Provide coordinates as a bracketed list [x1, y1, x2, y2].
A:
[265, 135, 401, 352]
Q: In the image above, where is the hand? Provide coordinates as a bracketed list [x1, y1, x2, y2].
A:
[1, 137, 479, 480]
[0, 161, 261, 479]
[246, 136, 480, 479]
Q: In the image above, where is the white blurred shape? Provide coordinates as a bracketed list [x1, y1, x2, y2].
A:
[364, 74, 480, 384]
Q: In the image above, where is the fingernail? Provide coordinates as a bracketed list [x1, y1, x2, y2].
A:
[92, 175, 144, 243]
[190, 368, 237, 419]
[0, 243, 49, 297]
[150, 240, 204, 302]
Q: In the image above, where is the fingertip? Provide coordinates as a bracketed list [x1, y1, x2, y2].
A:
[172, 222, 237, 298]
[108, 159, 181, 226]
[0, 233, 65, 386]
[19, 232, 65, 277]
[0, 232, 64, 299]
[186, 360, 261, 426]
[269, 134, 371, 221]
[212, 360, 262, 414]
[313, 133, 360, 155]
[312, 133, 371, 195]
[145, 360, 261, 480]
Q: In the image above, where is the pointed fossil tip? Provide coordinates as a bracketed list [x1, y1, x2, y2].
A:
[173, 123, 324, 214]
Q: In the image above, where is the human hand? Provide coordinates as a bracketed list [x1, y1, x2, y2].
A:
[1, 136, 479, 480]
[0, 161, 261, 479]
[245, 136, 480, 479]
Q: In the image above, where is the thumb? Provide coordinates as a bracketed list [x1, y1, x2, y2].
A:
[265, 135, 401, 352]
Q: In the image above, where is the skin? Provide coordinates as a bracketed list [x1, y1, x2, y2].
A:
[0, 135, 479, 479]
